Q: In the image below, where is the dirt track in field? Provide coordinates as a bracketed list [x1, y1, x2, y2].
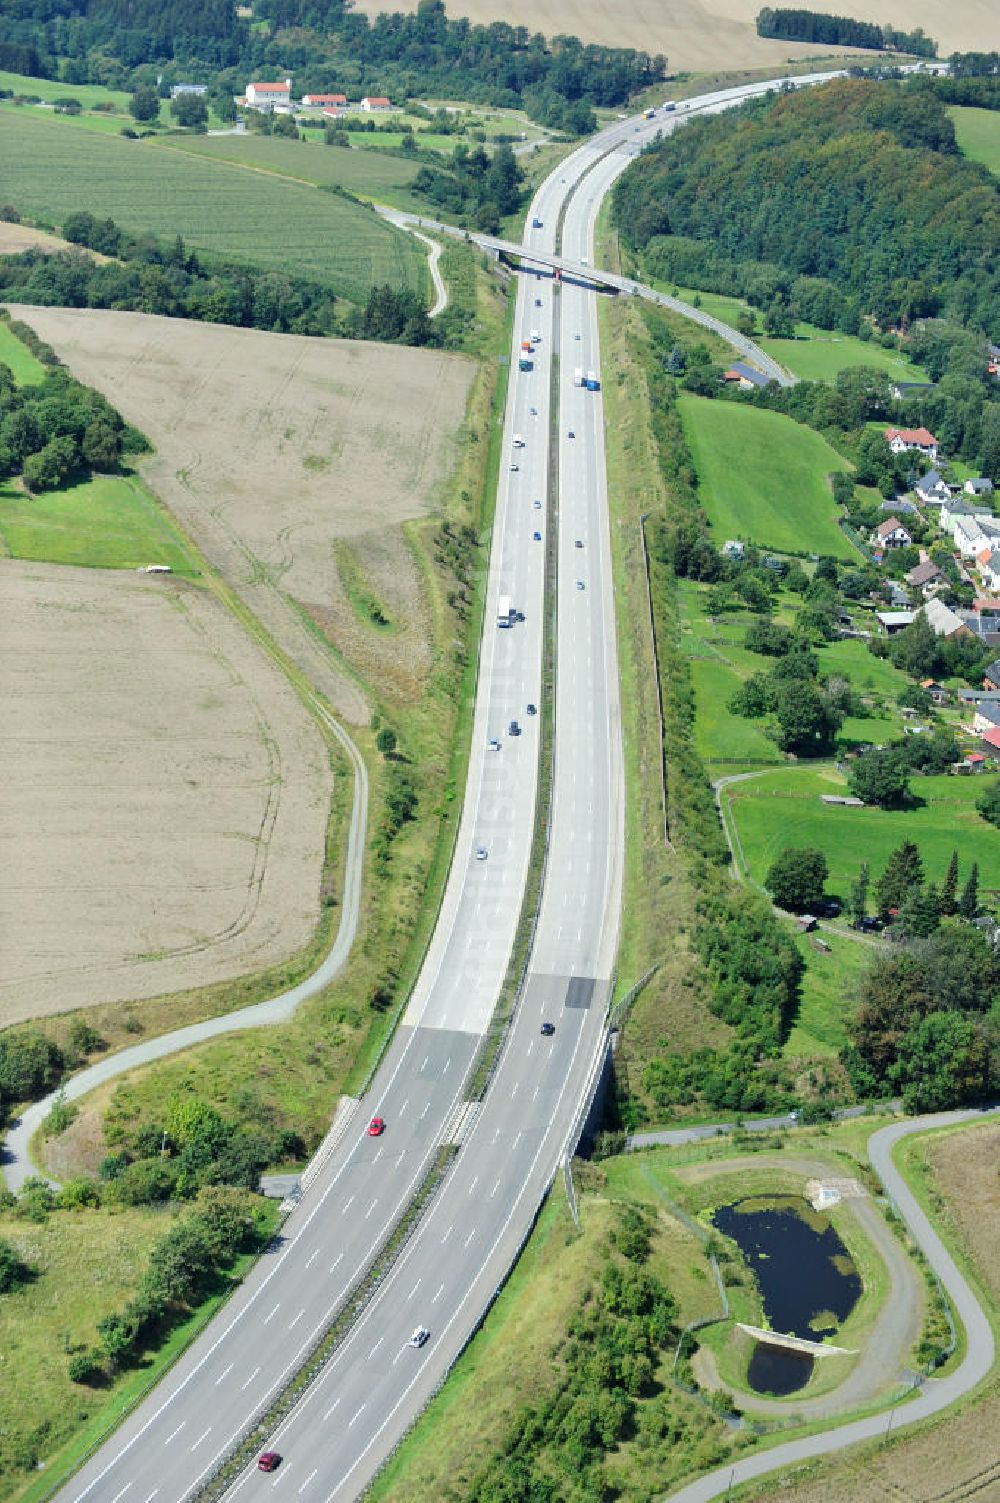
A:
[0, 222, 109, 259]
[0, 560, 331, 1025]
[350, 0, 987, 73]
[11, 309, 475, 724]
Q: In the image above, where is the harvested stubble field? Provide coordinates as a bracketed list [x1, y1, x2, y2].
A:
[0, 111, 425, 304]
[350, 0, 988, 71]
[12, 307, 477, 724]
[0, 559, 331, 1025]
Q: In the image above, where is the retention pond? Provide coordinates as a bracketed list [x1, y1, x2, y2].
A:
[713, 1194, 862, 1395]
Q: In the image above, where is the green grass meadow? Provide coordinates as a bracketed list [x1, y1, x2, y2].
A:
[0, 474, 196, 571]
[1, 109, 427, 304]
[679, 582, 913, 769]
[951, 106, 1000, 177]
[0, 320, 47, 383]
[677, 395, 856, 559]
[159, 131, 428, 211]
[727, 766, 1000, 899]
[667, 285, 928, 384]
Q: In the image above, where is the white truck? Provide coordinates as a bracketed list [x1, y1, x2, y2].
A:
[497, 594, 513, 628]
[573, 367, 584, 387]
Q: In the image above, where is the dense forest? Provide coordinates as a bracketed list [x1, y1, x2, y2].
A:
[0, 0, 664, 127]
[612, 79, 1000, 339]
[756, 8, 936, 57]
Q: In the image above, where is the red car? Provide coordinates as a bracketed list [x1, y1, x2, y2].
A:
[368, 1116, 385, 1137]
[257, 1453, 281, 1473]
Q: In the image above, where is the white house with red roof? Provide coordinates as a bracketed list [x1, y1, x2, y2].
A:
[302, 92, 347, 108]
[245, 78, 292, 109]
[884, 426, 939, 460]
[361, 96, 392, 111]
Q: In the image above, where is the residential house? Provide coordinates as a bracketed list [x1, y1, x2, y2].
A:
[721, 360, 771, 390]
[915, 469, 951, 505]
[941, 496, 995, 533]
[302, 92, 347, 107]
[892, 381, 937, 400]
[245, 78, 292, 108]
[905, 559, 945, 596]
[886, 580, 910, 607]
[923, 596, 972, 638]
[982, 728, 1000, 757]
[884, 426, 939, 460]
[980, 552, 1000, 592]
[876, 610, 915, 634]
[952, 513, 1000, 560]
[872, 517, 912, 550]
[960, 605, 1000, 644]
[360, 96, 392, 111]
[965, 478, 994, 498]
[972, 701, 1000, 735]
[882, 497, 918, 515]
[919, 678, 950, 705]
[722, 539, 745, 561]
[983, 658, 1000, 693]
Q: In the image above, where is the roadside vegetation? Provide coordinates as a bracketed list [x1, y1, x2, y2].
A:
[368, 1116, 942, 1503]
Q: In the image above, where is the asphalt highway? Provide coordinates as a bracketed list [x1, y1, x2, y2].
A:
[51, 68, 925, 1503]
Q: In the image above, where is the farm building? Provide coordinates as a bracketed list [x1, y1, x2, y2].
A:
[245, 78, 292, 109]
[923, 597, 971, 639]
[876, 610, 915, 634]
[302, 93, 347, 107]
[721, 360, 770, 390]
[361, 96, 392, 111]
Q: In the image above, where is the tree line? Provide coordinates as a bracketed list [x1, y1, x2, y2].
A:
[0, 0, 664, 129]
[0, 232, 436, 347]
[756, 9, 936, 57]
[0, 315, 140, 490]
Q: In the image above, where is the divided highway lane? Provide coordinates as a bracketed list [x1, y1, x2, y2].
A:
[217, 151, 626, 1503]
[57, 231, 552, 1503]
[58, 69, 863, 1503]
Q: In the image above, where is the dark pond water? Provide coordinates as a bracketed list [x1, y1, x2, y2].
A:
[712, 1195, 862, 1396]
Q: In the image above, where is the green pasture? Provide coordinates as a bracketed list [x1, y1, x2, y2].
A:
[679, 582, 912, 767]
[785, 928, 870, 1058]
[677, 394, 855, 558]
[0, 321, 46, 384]
[0, 67, 135, 112]
[1, 110, 427, 304]
[951, 106, 1000, 177]
[667, 284, 928, 384]
[727, 766, 1000, 898]
[160, 132, 427, 211]
[0, 474, 196, 572]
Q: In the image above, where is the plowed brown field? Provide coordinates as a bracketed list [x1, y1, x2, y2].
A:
[349, 0, 989, 75]
[12, 308, 475, 724]
[0, 560, 331, 1025]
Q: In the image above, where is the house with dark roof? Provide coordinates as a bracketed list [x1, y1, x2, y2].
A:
[965, 478, 994, 498]
[972, 701, 1000, 734]
[983, 659, 1000, 693]
[906, 559, 945, 595]
[915, 469, 950, 505]
[721, 361, 771, 390]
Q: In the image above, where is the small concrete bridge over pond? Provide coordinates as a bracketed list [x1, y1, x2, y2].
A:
[737, 1323, 856, 1358]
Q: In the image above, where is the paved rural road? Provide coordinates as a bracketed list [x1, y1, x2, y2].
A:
[379, 211, 448, 316]
[43, 69, 971, 1503]
[2, 697, 368, 1194]
[662, 1106, 999, 1502]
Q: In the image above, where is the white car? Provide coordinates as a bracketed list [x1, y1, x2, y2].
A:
[576, 580, 585, 591]
[487, 737, 501, 751]
[475, 846, 489, 861]
[410, 1327, 430, 1348]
